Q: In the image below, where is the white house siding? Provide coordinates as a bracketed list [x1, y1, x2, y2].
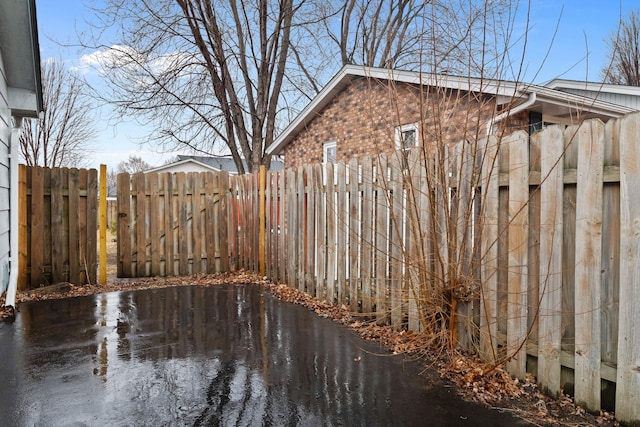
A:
[0, 47, 11, 294]
[559, 88, 640, 111]
[146, 162, 220, 174]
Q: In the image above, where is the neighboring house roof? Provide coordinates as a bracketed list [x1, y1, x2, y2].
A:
[266, 65, 635, 155]
[0, 0, 43, 117]
[145, 157, 231, 175]
[178, 155, 247, 174]
[145, 155, 284, 175]
[545, 78, 640, 110]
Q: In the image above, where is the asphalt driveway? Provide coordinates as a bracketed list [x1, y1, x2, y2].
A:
[0, 284, 528, 426]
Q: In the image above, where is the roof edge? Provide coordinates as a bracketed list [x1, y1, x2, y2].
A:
[28, 0, 43, 115]
[546, 78, 640, 97]
[267, 66, 635, 156]
[266, 65, 525, 155]
[144, 158, 223, 174]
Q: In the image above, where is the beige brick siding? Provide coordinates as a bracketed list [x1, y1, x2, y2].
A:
[283, 77, 516, 169]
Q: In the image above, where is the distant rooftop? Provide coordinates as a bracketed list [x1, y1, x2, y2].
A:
[177, 155, 284, 173]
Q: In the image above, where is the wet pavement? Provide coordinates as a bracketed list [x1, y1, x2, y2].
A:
[0, 285, 528, 426]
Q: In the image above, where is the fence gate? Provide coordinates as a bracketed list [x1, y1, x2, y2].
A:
[18, 165, 98, 288]
[116, 171, 230, 278]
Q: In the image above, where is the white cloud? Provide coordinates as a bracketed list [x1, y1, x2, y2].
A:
[75, 45, 197, 79]
[74, 44, 142, 74]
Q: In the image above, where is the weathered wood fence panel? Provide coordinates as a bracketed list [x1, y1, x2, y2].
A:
[19, 165, 97, 288]
[117, 171, 229, 277]
[227, 113, 640, 423]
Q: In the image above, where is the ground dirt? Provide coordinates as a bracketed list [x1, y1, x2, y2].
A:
[0, 235, 622, 426]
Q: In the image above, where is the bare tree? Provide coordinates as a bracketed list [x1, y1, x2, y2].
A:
[19, 59, 96, 168]
[310, 0, 431, 68]
[107, 155, 151, 196]
[85, 0, 315, 174]
[117, 155, 153, 174]
[602, 9, 640, 86]
[86, 0, 492, 174]
[106, 170, 118, 197]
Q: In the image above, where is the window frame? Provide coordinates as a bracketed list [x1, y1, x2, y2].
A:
[323, 140, 337, 164]
[394, 123, 419, 151]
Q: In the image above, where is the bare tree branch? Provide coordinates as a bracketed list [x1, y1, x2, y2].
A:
[602, 9, 640, 86]
[19, 59, 96, 168]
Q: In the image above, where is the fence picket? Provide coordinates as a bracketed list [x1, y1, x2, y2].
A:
[389, 151, 404, 330]
[480, 135, 499, 362]
[305, 164, 316, 295]
[150, 174, 161, 276]
[574, 120, 605, 411]
[86, 169, 98, 285]
[348, 157, 360, 311]
[297, 166, 306, 293]
[601, 119, 620, 369]
[30, 166, 45, 286]
[287, 168, 298, 290]
[375, 153, 389, 323]
[326, 162, 336, 305]
[454, 140, 475, 350]
[537, 125, 565, 398]
[315, 165, 326, 302]
[360, 156, 373, 314]
[617, 112, 640, 423]
[117, 173, 131, 277]
[50, 168, 65, 283]
[192, 173, 203, 274]
[406, 149, 421, 331]
[135, 173, 147, 277]
[506, 130, 529, 380]
[336, 162, 347, 306]
[218, 172, 230, 272]
[68, 169, 80, 283]
[279, 171, 287, 284]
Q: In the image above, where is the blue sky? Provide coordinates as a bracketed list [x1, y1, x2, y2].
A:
[34, 0, 638, 171]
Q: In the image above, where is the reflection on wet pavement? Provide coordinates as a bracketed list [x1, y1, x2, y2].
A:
[0, 285, 527, 426]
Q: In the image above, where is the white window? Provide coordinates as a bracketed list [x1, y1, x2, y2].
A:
[323, 141, 337, 164]
[395, 123, 419, 151]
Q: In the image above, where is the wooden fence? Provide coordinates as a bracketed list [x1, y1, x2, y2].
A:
[116, 171, 229, 277]
[18, 165, 98, 288]
[230, 113, 640, 423]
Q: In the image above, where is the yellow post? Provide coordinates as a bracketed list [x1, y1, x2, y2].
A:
[259, 165, 266, 276]
[99, 164, 107, 285]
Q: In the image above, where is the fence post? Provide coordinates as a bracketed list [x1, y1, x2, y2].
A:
[99, 165, 107, 285]
[259, 165, 266, 276]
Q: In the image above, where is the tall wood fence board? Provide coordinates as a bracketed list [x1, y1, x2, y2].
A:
[574, 119, 605, 410]
[616, 112, 640, 424]
[537, 125, 564, 398]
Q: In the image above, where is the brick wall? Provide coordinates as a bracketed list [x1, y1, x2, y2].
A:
[282, 77, 501, 169]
